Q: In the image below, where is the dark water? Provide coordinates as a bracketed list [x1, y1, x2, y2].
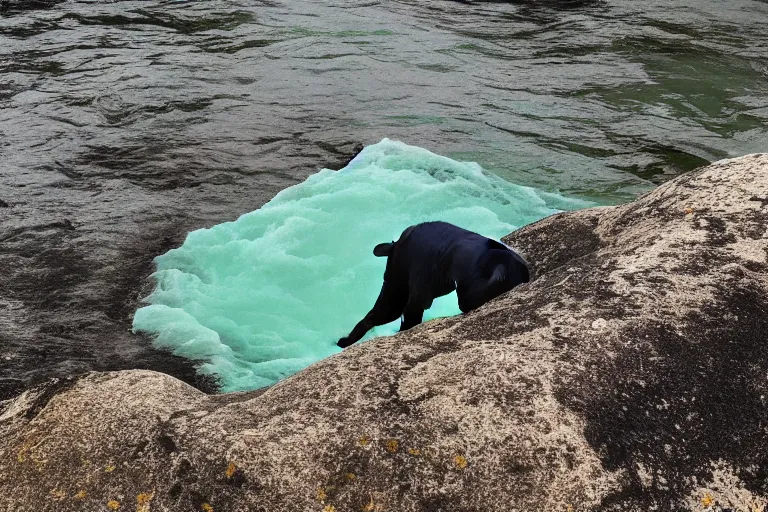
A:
[1, 0, 767, 397]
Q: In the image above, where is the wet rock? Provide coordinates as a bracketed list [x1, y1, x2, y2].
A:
[1, 154, 767, 511]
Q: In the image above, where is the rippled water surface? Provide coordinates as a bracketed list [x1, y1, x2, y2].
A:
[1, 0, 767, 394]
[3, 0, 768, 196]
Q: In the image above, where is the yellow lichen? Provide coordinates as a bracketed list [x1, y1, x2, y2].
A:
[344, 473, 356, 481]
[225, 462, 237, 479]
[359, 437, 370, 447]
[407, 448, 421, 456]
[201, 504, 213, 512]
[105, 465, 116, 473]
[566, 505, 574, 512]
[137, 491, 155, 512]
[50, 489, 66, 500]
[322, 506, 336, 512]
[454, 455, 468, 469]
[316, 489, 327, 502]
[362, 495, 378, 512]
[107, 500, 121, 510]
[74, 490, 88, 500]
[386, 440, 399, 453]
[684, 207, 695, 215]
[701, 492, 714, 507]
[29, 450, 47, 470]
[137, 492, 154, 504]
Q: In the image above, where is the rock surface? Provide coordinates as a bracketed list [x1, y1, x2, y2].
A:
[1, 154, 767, 511]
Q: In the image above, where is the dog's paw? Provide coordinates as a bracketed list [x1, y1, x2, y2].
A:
[337, 337, 354, 348]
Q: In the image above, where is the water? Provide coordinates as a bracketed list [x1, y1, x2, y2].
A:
[132, 139, 589, 391]
[1, 0, 767, 395]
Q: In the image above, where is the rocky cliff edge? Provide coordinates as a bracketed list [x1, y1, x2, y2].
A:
[2, 154, 767, 512]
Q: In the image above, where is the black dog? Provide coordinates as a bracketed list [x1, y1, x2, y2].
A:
[337, 221, 530, 348]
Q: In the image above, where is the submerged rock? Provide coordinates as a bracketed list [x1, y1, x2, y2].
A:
[1, 154, 767, 511]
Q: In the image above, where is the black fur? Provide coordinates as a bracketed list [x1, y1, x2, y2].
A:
[337, 221, 530, 348]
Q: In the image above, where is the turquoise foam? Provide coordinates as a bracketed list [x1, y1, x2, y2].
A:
[133, 139, 590, 391]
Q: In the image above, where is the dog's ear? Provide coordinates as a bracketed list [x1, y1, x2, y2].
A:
[490, 263, 507, 284]
[373, 242, 394, 257]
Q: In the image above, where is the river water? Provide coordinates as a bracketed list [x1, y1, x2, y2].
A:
[1, 0, 767, 396]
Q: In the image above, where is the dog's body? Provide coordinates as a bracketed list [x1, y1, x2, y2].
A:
[337, 221, 530, 348]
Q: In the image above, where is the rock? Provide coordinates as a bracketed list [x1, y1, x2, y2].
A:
[1, 154, 767, 511]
